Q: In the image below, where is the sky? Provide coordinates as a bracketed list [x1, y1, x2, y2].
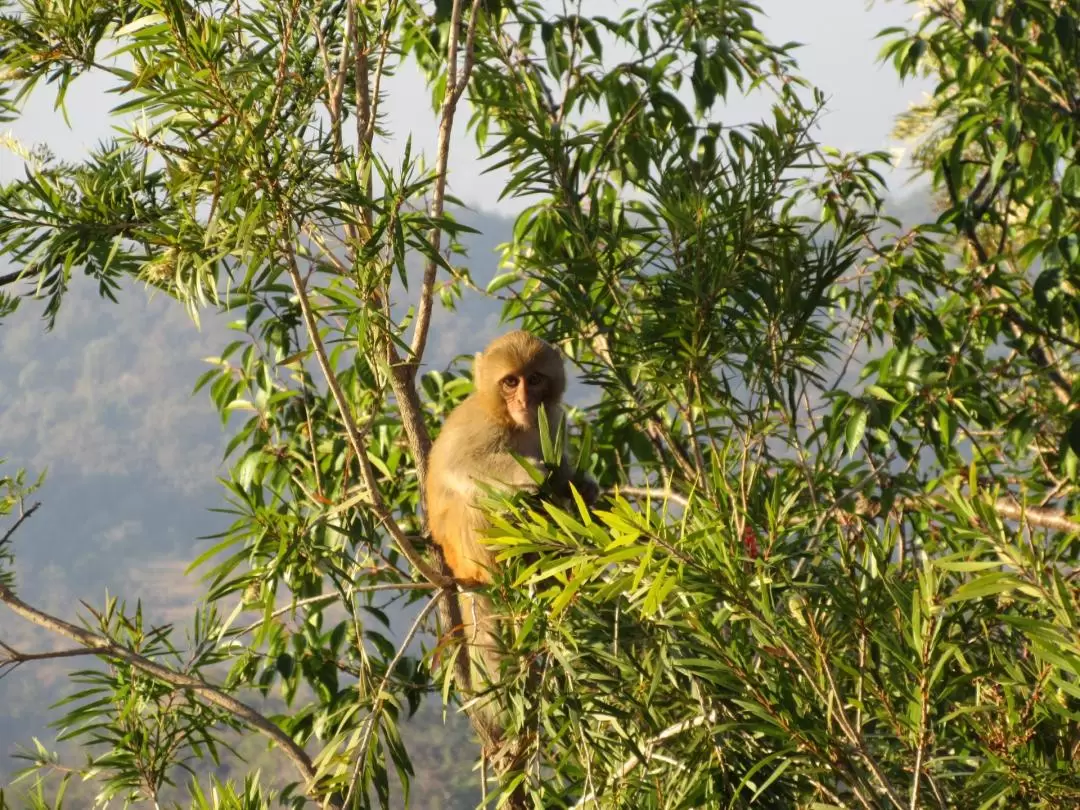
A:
[0, 0, 933, 212]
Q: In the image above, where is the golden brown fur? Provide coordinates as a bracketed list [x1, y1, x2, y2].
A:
[426, 330, 568, 585]
[424, 331, 596, 753]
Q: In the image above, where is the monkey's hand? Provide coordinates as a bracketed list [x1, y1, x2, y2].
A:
[572, 473, 600, 506]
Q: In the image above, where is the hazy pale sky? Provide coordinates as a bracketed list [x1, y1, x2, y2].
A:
[0, 1, 931, 212]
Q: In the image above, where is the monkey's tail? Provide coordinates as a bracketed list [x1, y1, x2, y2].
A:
[432, 551, 530, 806]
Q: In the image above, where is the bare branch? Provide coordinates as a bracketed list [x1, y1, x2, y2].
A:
[613, 486, 690, 508]
[267, 0, 303, 130]
[856, 492, 1080, 534]
[991, 499, 1080, 534]
[383, 0, 482, 506]
[361, 2, 397, 153]
[408, 0, 484, 366]
[0, 642, 111, 675]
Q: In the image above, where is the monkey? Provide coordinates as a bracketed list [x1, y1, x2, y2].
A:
[426, 329, 598, 586]
[424, 330, 598, 756]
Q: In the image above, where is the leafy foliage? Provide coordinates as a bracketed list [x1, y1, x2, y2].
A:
[0, 0, 1078, 809]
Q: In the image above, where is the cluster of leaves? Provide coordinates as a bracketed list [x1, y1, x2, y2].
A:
[0, 0, 1077, 809]
[9, 601, 246, 806]
[874, 0, 1080, 483]
[441, 1, 1080, 806]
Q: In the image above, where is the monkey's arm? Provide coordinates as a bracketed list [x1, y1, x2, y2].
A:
[471, 450, 546, 494]
[552, 452, 599, 505]
[436, 434, 544, 499]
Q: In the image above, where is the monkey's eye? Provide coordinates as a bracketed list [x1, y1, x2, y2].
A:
[526, 372, 545, 386]
[500, 376, 519, 390]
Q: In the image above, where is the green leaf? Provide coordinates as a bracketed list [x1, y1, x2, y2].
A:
[1062, 164, 1080, 200]
[865, 384, 897, 403]
[275, 652, 294, 678]
[845, 406, 868, 457]
[1067, 415, 1080, 458]
[486, 272, 519, 293]
[945, 572, 1022, 604]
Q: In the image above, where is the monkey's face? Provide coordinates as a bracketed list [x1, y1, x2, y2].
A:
[476, 331, 566, 429]
[499, 369, 551, 429]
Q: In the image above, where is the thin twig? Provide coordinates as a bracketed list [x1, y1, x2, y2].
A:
[233, 583, 437, 638]
[613, 486, 690, 508]
[787, 628, 907, 810]
[408, 0, 483, 365]
[0, 501, 40, 547]
[571, 711, 718, 807]
[0, 643, 111, 672]
[361, 2, 396, 152]
[910, 612, 937, 810]
[342, 588, 448, 807]
[941, 165, 1073, 405]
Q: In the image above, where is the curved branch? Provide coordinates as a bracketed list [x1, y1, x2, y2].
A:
[0, 582, 335, 808]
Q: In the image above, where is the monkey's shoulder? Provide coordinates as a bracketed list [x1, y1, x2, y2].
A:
[432, 396, 511, 457]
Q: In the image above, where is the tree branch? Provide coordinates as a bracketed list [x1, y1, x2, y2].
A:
[941, 164, 1073, 405]
[857, 492, 1080, 534]
[990, 499, 1080, 534]
[282, 238, 447, 585]
[0, 642, 110, 674]
[408, 0, 483, 366]
[383, 0, 484, 503]
[613, 486, 690, 508]
[0, 582, 336, 809]
[571, 711, 718, 808]
[0, 501, 40, 547]
[342, 588, 448, 807]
